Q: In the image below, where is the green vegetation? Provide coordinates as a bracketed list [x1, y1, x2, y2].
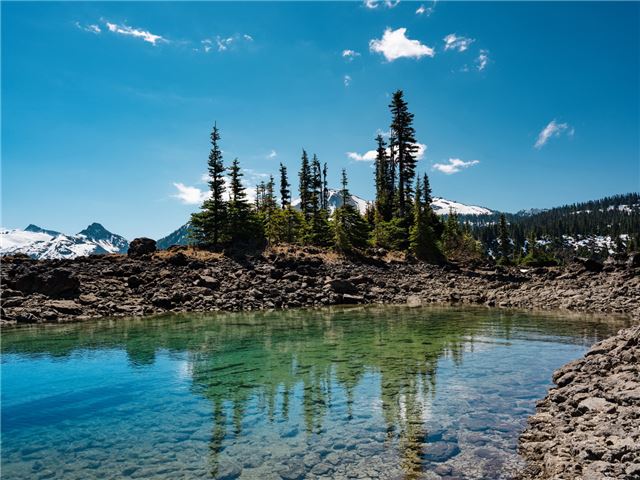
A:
[187, 93, 637, 264]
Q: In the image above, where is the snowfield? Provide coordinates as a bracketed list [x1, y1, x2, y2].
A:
[0, 224, 129, 260]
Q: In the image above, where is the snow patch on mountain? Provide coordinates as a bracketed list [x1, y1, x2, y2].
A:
[0, 223, 129, 259]
[431, 197, 493, 216]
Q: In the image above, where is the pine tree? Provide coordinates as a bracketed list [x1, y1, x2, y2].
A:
[298, 150, 312, 219]
[389, 90, 418, 219]
[374, 134, 393, 222]
[226, 158, 260, 244]
[498, 213, 511, 265]
[279, 163, 290, 209]
[190, 123, 227, 247]
[409, 177, 441, 262]
[322, 162, 329, 211]
[306, 155, 331, 245]
[333, 169, 369, 252]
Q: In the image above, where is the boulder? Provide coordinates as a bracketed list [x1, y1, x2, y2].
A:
[574, 257, 604, 273]
[166, 252, 188, 266]
[13, 268, 80, 298]
[326, 279, 358, 294]
[195, 275, 220, 290]
[127, 237, 156, 257]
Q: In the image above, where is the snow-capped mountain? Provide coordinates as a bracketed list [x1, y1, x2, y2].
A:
[291, 189, 370, 215]
[0, 223, 129, 259]
[430, 197, 493, 216]
[156, 191, 495, 249]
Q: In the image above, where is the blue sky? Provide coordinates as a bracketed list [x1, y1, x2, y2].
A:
[2, 1, 639, 239]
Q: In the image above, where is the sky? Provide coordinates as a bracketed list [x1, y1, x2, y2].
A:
[2, 1, 639, 240]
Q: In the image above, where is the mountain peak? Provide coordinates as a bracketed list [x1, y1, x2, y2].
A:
[24, 224, 61, 236]
[78, 222, 110, 239]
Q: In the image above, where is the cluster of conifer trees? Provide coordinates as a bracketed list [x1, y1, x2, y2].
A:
[189, 90, 637, 263]
[190, 90, 469, 261]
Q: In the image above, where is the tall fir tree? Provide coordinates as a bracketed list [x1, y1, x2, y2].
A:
[409, 177, 441, 262]
[226, 158, 259, 243]
[498, 213, 511, 264]
[389, 90, 418, 219]
[298, 150, 312, 219]
[190, 123, 227, 247]
[306, 154, 331, 245]
[333, 169, 369, 252]
[279, 163, 290, 209]
[322, 162, 329, 211]
[374, 134, 393, 222]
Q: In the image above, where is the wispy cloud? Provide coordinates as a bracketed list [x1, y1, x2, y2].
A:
[370, 28, 435, 62]
[344, 75, 352, 87]
[347, 143, 427, 162]
[433, 158, 479, 174]
[443, 33, 474, 52]
[267, 150, 277, 159]
[105, 21, 166, 46]
[534, 120, 574, 149]
[416, 1, 436, 16]
[172, 182, 210, 205]
[200, 33, 253, 52]
[75, 22, 101, 34]
[364, 0, 400, 9]
[476, 49, 489, 71]
[342, 49, 361, 60]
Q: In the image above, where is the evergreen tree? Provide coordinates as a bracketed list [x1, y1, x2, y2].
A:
[322, 162, 329, 211]
[389, 90, 418, 219]
[409, 177, 441, 262]
[298, 150, 312, 219]
[498, 213, 511, 265]
[190, 123, 227, 247]
[306, 155, 331, 245]
[279, 163, 290, 209]
[374, 134, 393, 222]
[332, 169, 369, 252]
[226, 158, 260, 244]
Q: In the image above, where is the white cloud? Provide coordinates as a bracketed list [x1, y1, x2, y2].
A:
[433, 158, 479, 174]
[476, 49, 489, 71]
[199, 34, 253, 52]
[416, 0, 437, 16]
[364, 0, 400, 8]
[344, 75, 352, 87]
[172, 183, 210, 205]
[347, 142, 427, 162]
[202, 39, 213, 53]
[267, 150, 277, 159]
[76, 22, 101, 34]
[443, 33, 474, 52]
[534, 120, 574, 149]
[105, 21, 165, 45]
[369, 28, 435, 62]
[342, 49, 361, 60]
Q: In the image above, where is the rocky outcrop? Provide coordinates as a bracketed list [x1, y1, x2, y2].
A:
[0, 248, 638, 325]
[127, 237, 156, 257]
[518, 325, 640, 479]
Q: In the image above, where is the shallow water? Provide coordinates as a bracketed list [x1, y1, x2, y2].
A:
[1, 306, 630, 479]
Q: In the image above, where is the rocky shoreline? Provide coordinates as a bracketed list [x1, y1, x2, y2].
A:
[1, 246, 638, 325]
[518, 324, 640, 479]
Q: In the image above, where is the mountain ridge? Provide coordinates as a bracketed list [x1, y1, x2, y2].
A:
[0, 223, 129, 260]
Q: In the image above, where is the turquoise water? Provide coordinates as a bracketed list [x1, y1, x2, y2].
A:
[1, 306, 629, 479]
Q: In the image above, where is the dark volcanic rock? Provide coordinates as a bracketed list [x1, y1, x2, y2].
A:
[13, 268, 80, 298]
[127, 237, 156, 257]
[1, 248, 639, 325]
